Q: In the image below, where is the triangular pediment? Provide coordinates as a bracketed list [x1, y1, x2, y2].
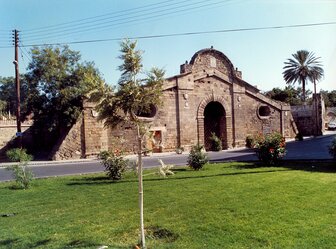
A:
[192, 68, 232, 84]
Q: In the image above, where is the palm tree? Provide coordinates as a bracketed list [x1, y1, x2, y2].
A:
[283, 50, 324, 103]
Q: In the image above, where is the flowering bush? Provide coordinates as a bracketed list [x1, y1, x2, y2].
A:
[98, 150, 129, 180]
[254, 132, 286, 165]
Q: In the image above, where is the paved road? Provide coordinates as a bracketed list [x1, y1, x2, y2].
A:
[0, 132, 335, 182]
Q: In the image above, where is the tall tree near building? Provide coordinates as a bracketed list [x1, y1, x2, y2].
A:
[265, 86, 311, 106]
[24, 45, 105, 151]
[283, 50, 324, 102]
[92, 39, 164, 249]
[0, 76, 28, 118]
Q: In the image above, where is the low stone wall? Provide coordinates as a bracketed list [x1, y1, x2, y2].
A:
[291, 105, 314, 136]
[0, 121, 32, 148]
[51, 117, 84, 160]
[291, 94, 325, 136]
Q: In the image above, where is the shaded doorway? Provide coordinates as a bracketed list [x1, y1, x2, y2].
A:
[204, 101, 226, 151]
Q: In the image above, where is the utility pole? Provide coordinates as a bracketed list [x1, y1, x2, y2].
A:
[13, 29, 22, 147]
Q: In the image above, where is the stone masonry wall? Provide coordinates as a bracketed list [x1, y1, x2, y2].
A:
[291, 94, 325, 136]
[48, 47, 298, 160]
[82, 102, 109, 157]
[291, 105, 314, 136]
[52, 116, 84, 160]
[0, 121, 32, 148]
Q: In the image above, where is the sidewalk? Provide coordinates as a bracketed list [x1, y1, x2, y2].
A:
[0, 151, 182, 168]
[0, 145, 251, 168]
[1, 132, 334, 168]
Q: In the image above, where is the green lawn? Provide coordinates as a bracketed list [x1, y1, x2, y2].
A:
[0, 162, 335, 249]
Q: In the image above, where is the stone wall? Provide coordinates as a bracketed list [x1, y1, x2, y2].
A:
[51, 116, 84, 160]
[291, 105, 314, 136]
[0, 120, 33, 161]
[291, 94, 325, 136]
[0, 120, 32, 148]
[48, 47, 299, 160]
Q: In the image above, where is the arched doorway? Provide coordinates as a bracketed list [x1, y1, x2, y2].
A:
[204, 101, 226, 151]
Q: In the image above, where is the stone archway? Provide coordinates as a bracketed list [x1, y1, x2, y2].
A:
[197, 94, 232, 150]
[204, 102, 226, 151]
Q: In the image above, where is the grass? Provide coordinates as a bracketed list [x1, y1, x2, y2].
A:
[0, 161, 335, 249]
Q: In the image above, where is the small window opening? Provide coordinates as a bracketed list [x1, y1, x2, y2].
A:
[136, 104, 157, 118]
[258, 106, 271, 118]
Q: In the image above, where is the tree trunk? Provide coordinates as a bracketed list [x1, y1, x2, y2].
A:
[314, 80, 319, 136]
[302, 79, 306, 104]
[137, 124, 146, 248]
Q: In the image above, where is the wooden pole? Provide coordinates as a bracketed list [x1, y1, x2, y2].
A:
[13, 29, 22, 147]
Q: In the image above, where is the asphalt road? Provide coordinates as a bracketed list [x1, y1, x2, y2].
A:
[0, 132, 335, 182]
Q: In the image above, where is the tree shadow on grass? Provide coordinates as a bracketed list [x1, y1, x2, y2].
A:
[66, 168, 290, 187]
[0, 238, 20, 247]
[234, 161, 336, 173]
[65, 240, 130, 249]
[65, 239, 103, 248]
[30, 239, 52, 248]
[0, 238, 52, 248]
[66, 176, 115, 186]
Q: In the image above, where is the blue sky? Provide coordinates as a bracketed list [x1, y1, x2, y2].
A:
[1, 0, 335, 92]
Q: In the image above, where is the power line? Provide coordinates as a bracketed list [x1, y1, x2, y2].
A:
[23, 0, 181, 32]
[17, 21, 336, 48]
[23, 0, 190, 34]
[22, 0, 229, 40]
[22, 0, 234, 41]
[19, 47, 28, 70]
[19, 42, 32, 64]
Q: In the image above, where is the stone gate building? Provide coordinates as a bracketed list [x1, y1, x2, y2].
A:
[53, 47, 298, 159]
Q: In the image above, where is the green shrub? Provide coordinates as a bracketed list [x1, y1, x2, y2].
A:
[254, 132, 286, 165]
[6, 148, 33, 162]
[187, 145, 209, 170]
[245, 135, 255, 148]
[328, 137, 336, 159]
[98, 150, 129, 180]
[209, 132, 222, 151]
[6, 148, 34, 189]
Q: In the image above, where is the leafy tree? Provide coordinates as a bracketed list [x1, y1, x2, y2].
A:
[265, 86, 311, 106]
[24, 45, 105, 150]
[0, 76, 28, 118]
[283, 50, 324, 102]
[321, 90, 336, 107]
[0, 100, 6, 116]
[93, 39, 164, 248]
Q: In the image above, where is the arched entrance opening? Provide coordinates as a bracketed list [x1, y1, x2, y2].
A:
[204, 101, 226, 151]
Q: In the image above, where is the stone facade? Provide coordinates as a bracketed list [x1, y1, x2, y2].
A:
[291, 94, 325, 136]
[146, 48, 297, 152]
[44, 48, 301, 159]
[69, 47, 297, 156]
[0, 120, 32, 148]
[0, 120, 33, 161]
